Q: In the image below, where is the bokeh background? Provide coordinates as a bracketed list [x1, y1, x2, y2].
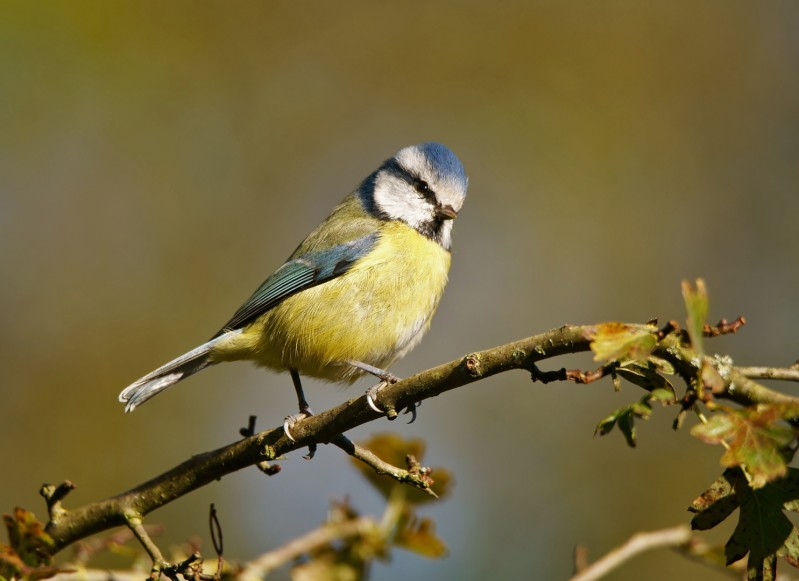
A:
[2, 2, 798, 579]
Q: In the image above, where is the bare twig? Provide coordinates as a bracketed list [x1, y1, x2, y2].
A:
[737, 366, 799, 383]
[239, 415, 258, 438]
[331, 434, 436, 495]
[703, 316, 746, 337]
[570, 525, 693, 581]
[125, 516, 167, 579]
[531, 362, 617, 385]
[237, 517, 375, 580]
[209, 504, 224, 580]
[73, 524, 164, 565]
[573, 544, 589, 574]
[40, 481, 75, 523]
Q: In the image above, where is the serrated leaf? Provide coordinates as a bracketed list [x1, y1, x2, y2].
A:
[689, 472, 738, 530]
[779, 528, 799, 568]
[689, 468, 799, 576]
[682, 278, 708, 356]
[691, 406, 796, 489]
[585, 323, 657, 363]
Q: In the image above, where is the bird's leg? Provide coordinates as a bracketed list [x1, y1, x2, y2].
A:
[348, 360, 418, 423]
[291, 368, 312, 414]
[348, 360, 401, 384]
[283, 369, 316, 458]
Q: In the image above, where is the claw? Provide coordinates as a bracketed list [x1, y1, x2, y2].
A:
[403, 401, 419, 424]
[366, 381, 387, 413]
[283, 408, 314, 443]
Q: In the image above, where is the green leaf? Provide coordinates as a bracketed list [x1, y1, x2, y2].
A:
[595, 410, 621, 437]
[689, 468, 799, 577]
[585, 323, 658, 363]
[691, 406, 796, 488]
[594, 392, 671, 447]
[617, 409, 638, 448]
[649, 387, 677, 403]
[681, 278, 708, 356]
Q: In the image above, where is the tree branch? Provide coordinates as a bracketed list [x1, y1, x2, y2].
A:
[37, 323, 799, 559]
[42, 325, 591, 555]
[737, 365, 799, 382]
[570, 525, 693, 581]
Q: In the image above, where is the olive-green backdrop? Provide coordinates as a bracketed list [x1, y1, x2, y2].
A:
[2, 3, 798, 580]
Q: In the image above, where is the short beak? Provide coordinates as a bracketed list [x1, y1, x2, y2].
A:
[436, 204, 458, 220]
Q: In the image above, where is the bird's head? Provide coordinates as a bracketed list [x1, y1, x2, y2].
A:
[364, 142, 468, 250]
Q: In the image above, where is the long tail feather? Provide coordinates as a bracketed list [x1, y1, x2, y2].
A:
[118, 331, 240, 412]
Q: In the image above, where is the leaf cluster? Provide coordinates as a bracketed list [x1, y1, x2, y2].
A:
[588, 280, 799, 579]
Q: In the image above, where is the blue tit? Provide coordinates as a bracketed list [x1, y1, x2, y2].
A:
[119, 142, 468, 420]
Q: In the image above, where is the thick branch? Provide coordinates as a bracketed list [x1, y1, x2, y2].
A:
[39, 324, 799, 557]
[43, 325, 590, 554]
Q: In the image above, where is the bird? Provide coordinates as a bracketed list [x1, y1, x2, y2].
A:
[118, 142, 468, 431]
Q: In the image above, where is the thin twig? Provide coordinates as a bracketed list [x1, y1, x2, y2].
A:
[703, 316, 746, 337]
[331, 434, 436, 495]
[125, 516, 166, 579]
[573, 544, 589, 574]
[570, 525, 693, 581]
[209, 504, 224, 580]
[73, 525, 164, 565]
[737, 366, 799, 383]
[40, 481, 76, 523]
[237, 517, 375, 580]
[531, 362, 617, 385]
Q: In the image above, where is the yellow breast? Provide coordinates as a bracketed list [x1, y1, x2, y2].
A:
[212, 221, 451, 382]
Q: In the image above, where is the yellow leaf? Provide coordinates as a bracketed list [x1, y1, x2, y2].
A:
[585, 323, 657, 363]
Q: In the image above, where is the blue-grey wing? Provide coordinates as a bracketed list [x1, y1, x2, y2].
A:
[212, 232, 379, 337]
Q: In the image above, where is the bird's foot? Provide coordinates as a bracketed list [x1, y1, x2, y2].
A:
[365, 379, 420, 424]
[347, 360, 419, 423]
[283, 407, 317, 459]
[365, 380, 392, 414]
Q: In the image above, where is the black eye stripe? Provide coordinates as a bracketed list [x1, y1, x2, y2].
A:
[414, 178, 435, 200]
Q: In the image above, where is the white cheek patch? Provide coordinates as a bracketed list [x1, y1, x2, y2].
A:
[372, 172, 434, 228]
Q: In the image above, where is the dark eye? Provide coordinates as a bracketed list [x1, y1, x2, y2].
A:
[414, 179, 433, 197]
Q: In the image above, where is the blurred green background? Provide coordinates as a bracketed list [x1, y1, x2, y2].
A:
[2, 2, 798, 579]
